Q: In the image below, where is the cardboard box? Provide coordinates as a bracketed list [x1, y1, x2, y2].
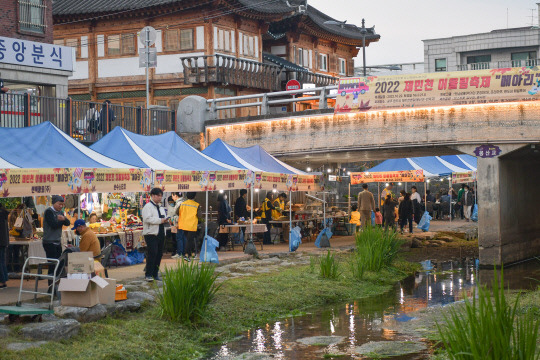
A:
[58, 276, 109, 307]
[67, 252, 95, 274]
[97, 278, 117, 305]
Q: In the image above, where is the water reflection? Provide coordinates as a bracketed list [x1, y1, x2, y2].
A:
[210, 258, 538, 359]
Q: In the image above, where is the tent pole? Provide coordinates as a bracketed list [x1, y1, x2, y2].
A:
[424, 180, 427, 207]
[250, 184, 254, 238]
[377, 182, 380, 208]
[289, 190, 292, 252]
[348, 183, 351, 215]
[204, 190, 208, 262]
[449, 178, 452, 223]
[323, 192, 326, 229]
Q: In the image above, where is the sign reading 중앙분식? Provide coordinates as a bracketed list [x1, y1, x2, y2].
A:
[0, 36, 73, 72]
[335, 67, 540, 113]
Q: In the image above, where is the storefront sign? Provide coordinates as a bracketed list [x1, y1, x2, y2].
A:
[335, 67, 540, 114]
[474, 144, 501, 158]
[452, 171, 477, 184]
[0, 168, 149, 197]
[0, 36, 73, 72]
[350, 170, 424, 184]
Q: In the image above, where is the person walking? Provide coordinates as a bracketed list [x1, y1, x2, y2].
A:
[177, 192, 200, 261]
[0, 203, 9, 289]
[260, 192, 276, 245]
[357, 184, 375, 229]
[457, 184, 465, 219]
[398, 193, 414, 234]
[217, 193, 232, 250]
[410, 186, 422, 223]
[43, 195, 71, 290]
[462, 185, 474, 221]
[382, 195, 398, 232]
[142, 188, 169, 282]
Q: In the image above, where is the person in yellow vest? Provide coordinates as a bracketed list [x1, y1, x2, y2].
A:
[349, 204, 361, 228]
[272, 193, 286, 220]
[177, 192, 200, 262]
[260, 192, 276, 245]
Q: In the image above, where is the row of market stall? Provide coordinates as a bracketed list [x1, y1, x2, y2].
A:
[0, 122, 325, 261]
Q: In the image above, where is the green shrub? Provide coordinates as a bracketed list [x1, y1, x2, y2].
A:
[437, 269, 540, 360]
[156, 261, 221, 325]
[319, 250, 341, 279]
[351, 226, 403, 275]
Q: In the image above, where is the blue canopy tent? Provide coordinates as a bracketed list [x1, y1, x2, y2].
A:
[90, 127, 237, 171]
[365, 155, 478, 222]
[0, 122, 132, 169]
[203, 139, 309, 253]
[202, 138, 308, 174]
[366, 155, 477, 177]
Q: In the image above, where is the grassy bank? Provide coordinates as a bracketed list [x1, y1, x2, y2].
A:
[2, 256, 418, 360]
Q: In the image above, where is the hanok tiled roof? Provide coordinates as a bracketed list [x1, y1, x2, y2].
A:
[53, 0, 184, 16]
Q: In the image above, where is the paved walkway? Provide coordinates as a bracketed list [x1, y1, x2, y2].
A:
[0, 220, 477, 306]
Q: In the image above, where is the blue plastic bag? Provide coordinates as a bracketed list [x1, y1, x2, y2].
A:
[471, 204, 478, 222]
[200, 235, 220, 263]
[315, 227, 333, 248]
[371, 211, 376, 226]
[289, 226, 302, 252]
[325, 218, 333, 228]
[417, 211, 432, 232]
[127, 250, 144, 265]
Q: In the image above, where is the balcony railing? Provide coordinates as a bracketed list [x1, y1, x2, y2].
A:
[0, 93, 176, 143]
[297, 71, 339, 87]
[457, 58, 540, 71]
[180, 54, 282, 92]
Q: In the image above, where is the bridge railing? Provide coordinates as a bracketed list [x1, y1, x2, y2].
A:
[457, 58, 540, 71]
[206, 85, 339, 120]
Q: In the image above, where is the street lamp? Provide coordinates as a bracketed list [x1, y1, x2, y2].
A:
[324, 18, 374, 77]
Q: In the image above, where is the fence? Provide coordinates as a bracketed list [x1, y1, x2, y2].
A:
[0, 93, 176, 142]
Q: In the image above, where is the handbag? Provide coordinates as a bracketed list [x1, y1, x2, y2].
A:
[13, 210, 24, 229]
[219, 225, 229, 234]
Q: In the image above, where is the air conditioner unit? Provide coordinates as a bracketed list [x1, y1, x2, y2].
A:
[298, 5, 306, 13]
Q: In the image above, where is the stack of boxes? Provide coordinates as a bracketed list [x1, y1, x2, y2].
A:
[58, 252, 118, 307]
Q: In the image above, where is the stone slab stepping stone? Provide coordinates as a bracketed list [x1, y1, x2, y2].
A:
[0, 325, 10, 338]
[106, 300, 141, 315]
[7, 341, 48, 351]
[296, 335, 345, 346]
[355, 341, 426, 358]
[233, 352, 274, 360]
[127, 291, 155, 302]
[54, 306, 88, 321]
[83, 304, 108, 322]
[20, 319, 80, 341]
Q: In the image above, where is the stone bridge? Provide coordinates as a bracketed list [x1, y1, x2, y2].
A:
[178, 96, 540, 267]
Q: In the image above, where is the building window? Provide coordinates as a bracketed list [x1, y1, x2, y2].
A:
[180, 29, 193, 50]
[511, 51, 537, 66]
[107, 34, 135, 56]
[19, 0, 46, 33]
[435, 58, 447, 72]
[319, 54, 328, 71]
[339, 58, 346, 75]
[466, 55, 491, 69]
[214, 28, 232, 52]
[297, 48, 303, 66]
[165, 29, 194, 51]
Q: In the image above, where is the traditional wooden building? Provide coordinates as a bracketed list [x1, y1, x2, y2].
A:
[52, 0, 379, 112]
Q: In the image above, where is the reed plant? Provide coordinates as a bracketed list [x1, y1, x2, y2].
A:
[319, 250, 341, 279]
[156, 260, 221, 325]
[437, 269, 539, 360]
[350, 226, 403, 277]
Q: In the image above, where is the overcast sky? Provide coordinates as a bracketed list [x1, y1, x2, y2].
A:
[309, 0, 539, 66]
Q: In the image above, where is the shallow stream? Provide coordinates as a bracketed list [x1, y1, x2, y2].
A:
[210, 258, 540, 359]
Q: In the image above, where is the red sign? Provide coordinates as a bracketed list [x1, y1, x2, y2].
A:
[286, 79, 301, 92]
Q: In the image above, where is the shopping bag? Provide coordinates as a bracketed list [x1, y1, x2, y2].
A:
[416, 211, 432, 232]
[315, 227, 333, 248]
[13, 211, 24, 229]
[371, 211, 376, 226]
[471, 204, 478, 222]
[218, 225, 228, 233]
[200, 235, 219, 263]
[289, 226, 302, 252]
